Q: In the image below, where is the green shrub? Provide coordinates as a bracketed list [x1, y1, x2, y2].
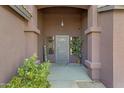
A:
[4, 55, 51, 88]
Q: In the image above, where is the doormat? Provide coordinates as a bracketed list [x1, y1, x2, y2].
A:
[76, 80, 105, 88]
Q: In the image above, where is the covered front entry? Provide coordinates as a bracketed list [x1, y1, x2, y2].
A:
[38, 5, 101, 82]
[56, 35, 69, 64]
[38, 6, 87, 64]
[48, 64, 91, 88]
[48, 64, 105, 88]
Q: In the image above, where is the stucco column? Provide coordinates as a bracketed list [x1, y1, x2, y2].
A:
[24, 6, 40, 58]
[85, 6, 101, 80]
[24, 30, 40, 58]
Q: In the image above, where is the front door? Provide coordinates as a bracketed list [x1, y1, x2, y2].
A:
[56, 35, 69, 64]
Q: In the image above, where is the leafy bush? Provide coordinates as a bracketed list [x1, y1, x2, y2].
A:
[70, 37, 82, 58]
[4, 55, 51, 88]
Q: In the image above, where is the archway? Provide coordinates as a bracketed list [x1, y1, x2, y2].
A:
[38, 6, 87, 64]
[37, 5, 101, 81]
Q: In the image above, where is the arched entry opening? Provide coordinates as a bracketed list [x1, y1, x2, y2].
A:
[37, 5, 101, 83]
[37, 6, 88, 65]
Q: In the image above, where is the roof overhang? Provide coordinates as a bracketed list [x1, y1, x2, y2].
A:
[98, 5, 124, 12]
[9, 5, 32, 20]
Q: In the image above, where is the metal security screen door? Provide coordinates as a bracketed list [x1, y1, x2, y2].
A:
[56, 35, 69, 64]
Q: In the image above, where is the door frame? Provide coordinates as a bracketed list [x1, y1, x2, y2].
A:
[55, 35, 70, 64]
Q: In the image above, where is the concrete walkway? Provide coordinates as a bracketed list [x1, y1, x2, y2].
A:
[48, 63, 92, 88]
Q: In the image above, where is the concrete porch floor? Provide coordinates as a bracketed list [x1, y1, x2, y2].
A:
[48, 63, 92, 88]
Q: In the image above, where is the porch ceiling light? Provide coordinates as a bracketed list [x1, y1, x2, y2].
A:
[61, 19, 64, 27]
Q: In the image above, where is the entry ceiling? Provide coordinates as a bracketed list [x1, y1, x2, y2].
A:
[37, 5, 89, 10]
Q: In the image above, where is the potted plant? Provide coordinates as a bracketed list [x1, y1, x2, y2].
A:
[70, 37, 82, 64]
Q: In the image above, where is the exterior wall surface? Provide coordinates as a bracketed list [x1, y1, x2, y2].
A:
[98, 10, 113, 87]
[98, 7, 124, 88]
[0, 5, 39, 83]
[0, 6, 26, 83]
[113, 10, 124, 87]
[24, 5, 40, 58]
[38, 7, 87, 63]
[81, 12, 88, 64]
[25, 32, 38, 58]
[38, 11, 44, 61]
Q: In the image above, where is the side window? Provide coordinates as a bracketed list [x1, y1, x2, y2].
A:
[47, 36, 54, 55]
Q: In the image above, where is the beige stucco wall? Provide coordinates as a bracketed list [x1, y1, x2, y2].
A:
[81, 12, 88, 63]
[98, 10, 113, 87]
[0, 6, 26, 83]
[0, 6, 39, 83]
[24, 5, 38, 27]
[98, 8, 124, 88]
[38, 11, 44, 61]
[113, 9, 124, 87]
[24, 5, 39, 58]
[25, 32, 38, 58]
